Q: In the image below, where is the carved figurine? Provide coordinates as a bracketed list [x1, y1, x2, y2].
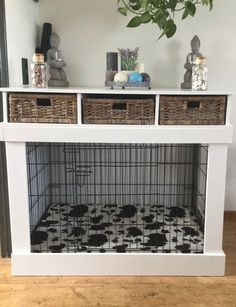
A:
[181, 35, 202, 89]
[47, 32, 69, 87]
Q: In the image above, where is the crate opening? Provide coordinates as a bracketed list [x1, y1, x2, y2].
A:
[27, 142, 207, 254]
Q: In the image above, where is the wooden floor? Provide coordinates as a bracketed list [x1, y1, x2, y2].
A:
[0, 212, 236, 307]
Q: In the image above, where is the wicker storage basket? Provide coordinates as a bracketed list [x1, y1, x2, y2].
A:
[159, 95, 226, 125]
[82, 97, 155, 125]
[9, 93, 77, 124]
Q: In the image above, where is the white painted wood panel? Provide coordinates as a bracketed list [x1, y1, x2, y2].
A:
[2, 92, 8, 123]
[77, 93, 82, 125]
[154, 95, 160, 125]
[11, 253, 225, 276]
[3, 124, 233, 143]
[204, 144, 228, 253]
[5, 142, 31, 253]
[0, 123, 4, 141]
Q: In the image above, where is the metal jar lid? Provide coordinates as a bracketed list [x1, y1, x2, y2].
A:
[195, 56, 207, 65]
[33, 53, 45, 64]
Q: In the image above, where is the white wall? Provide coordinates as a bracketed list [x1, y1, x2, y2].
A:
[5, 0, 39, 86]
[38, 0, 236, 90]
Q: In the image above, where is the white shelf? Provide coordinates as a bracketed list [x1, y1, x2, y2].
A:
[0, 87, 234, 143]
[1, 86, 235, 95]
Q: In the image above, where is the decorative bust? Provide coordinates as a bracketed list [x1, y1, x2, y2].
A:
[181, 35, 202, 89]
[47, 32, 69, 87]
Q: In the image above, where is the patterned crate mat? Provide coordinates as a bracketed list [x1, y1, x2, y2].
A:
[31, 203, 204, 254]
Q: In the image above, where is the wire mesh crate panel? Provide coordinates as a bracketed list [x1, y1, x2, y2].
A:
[27, 142, 207, 254]
[9, 93, 77, 124]
[193, 145, 208, 220]
[159, 95, 227, 125]
[82, 96, 155, 125]
[27, 143, 51, 230]
[49, 143, 198, 207]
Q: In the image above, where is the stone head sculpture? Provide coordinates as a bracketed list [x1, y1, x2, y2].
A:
[191, 35, 201, 53]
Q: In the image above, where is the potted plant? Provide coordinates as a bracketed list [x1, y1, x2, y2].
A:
[118, 47, 139, 71]
[118, 0, 213, 39]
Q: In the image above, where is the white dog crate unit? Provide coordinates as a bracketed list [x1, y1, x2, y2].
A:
[0, 88, 234, 276]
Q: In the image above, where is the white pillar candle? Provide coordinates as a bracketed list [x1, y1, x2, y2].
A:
[135, 63, 145, 73]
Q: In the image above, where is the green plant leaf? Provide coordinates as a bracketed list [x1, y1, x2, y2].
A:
[185, 1, 196, 17]
[118, 0, 214, 40]
[140, 0, 148, 8]
[201, 0, 213, 10]
[157, 19, 176, 40]
[151, 0, 161, 9]
[118, 7, 128, 16]
[127, 16, 142, 27]
[130, 2, 142, 10]
[209, 0, 213, 10]
[182, 7, 189, 20]
[201, 0, 209, 5]
[165, 20, 177, 38]
[154, 9, 168, 30]
[168, 0, 178, 11]
[141, 12, 152, 23]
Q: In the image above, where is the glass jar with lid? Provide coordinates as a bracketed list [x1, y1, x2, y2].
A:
[31, 53, 48, 88]
[192, 56, 208, 91]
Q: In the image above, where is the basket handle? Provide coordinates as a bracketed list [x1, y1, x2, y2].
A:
[36, 98, 52, 107]
[186, 100, 201, 110]
[112, 102, 127, 110]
